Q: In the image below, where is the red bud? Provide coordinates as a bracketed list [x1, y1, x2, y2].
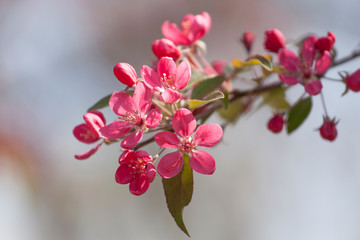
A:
[113, 63, 137, 87]
[264, 29, 286, 53]
[267, 114, 285, 133]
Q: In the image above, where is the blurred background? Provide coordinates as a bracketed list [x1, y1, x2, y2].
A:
[1, 0, 360, 239]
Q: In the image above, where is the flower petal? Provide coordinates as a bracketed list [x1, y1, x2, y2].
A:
[301, 35, 317, 67]
[314, 51, 332, 75]
[145, 162, 156, 183]
[172, 108, 196, 138]
[129, 174, 150, 196]
[190, 150, 215, 175]
[73, 123, 100, 143]
[279, 73, 301, 86]
[161, 21, 188, 45]
[145, 108, 163, 128]
[278, 48, 300, 73]
[141, 65, 163, 91]
[157, 151, 184, 178]
[194, 124, 223, 147]
[175, 61, 191, 90]
[88, 110, 106, 125]
[109, 91, 136, 117]
[135, 150, 152, 162]
[121, 129, 143, 149]
[158, 57, 177, 79]
[304, 80, 323, 96]
[160, 88, 182, 103]
[74, 142, 102, 160]
[115, 164, 134, 184]
[133, 81, 152, 115]
[154, 131, 180, 148]
[98, 121, 132, 140]
[83, 111, 106, 133]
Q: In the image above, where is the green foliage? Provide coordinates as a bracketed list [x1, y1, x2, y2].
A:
[191, 76, 226, 99]
[189, 91, 225, 109]
[286, 97, 312, 134]
[259, 86, 290, 110]
[162, 155, 193, 237]
[87, 94, 111, 111]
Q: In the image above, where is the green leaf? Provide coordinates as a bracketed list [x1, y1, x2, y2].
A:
[259, 86, 290, 110]
[286, 97, 312, 134]
[221, 90, 229, 109]
[248, 55, 273, 71]
[182, 69, 209, 91]
[217, 98, 245, 122]
[191, 76, 226, 99]
[162, 154, 193, 237]
[87, 94, 111, 111]
[189, 91, 224, 109]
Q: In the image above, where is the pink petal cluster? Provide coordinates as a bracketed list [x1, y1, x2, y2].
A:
[99, 82, 162, 149]
[315, 32, 336, 52]
[267, 114, 285, 133]
[73, 110, 106, 159]
[141, 57, 191, 103]
[264, 29, 286, 53]
[345, 69, 360, 92]
[152, 38, 181, 61]
[278, 35, 333, 96]
[154, 108, 223, 178]
[319, 118, 337, 141]
[113, 63, 137, 87]
[162, 12, 211, 46]
[115, 150, 156, 195]
[241, 31, 255, 53]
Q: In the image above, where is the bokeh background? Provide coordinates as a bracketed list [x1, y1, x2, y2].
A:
[1, 0, 360, 239]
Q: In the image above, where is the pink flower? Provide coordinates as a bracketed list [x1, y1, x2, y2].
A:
[161, 12, 211, 46]
[113, 62, 137, 87]
[267, 114, 285, 133]
[152, 38, 181, 61]
[115, 150, 156, 196]
[154, 108, 223, 178]
[241, 31, 255, 53]
[345, 69, 360, 92]
[99, 82, 162, 149]
[315, 32, 336, 52]
[141, 57, 191, 103]
[204, 60, 228, 75]
[278, 35, 332, 95]
[319, 117, 338, 141]
[73, 110, 106, 160]
[264, 29, 286, 53]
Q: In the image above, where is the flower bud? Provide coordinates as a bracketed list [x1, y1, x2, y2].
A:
[319, 118, 337, 141]
[264, 29, 286, 53]
[113, 63, 137, 87]
[241, 31, 255, 53]
[304, 79, 323, 96]
[152, 38, 181, 61]
[315, 32, 336, 52]
[267, 114, 285, 133]
[345, 69, 360, 92]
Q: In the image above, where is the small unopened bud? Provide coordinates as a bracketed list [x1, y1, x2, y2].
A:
[241, 31, 255, 53]
[267, 114, 285, 133]
[304, 79, 323, 96]
[264, 29, 286, 53]
[315, 32, 336, 52]
[152, 38, 181, 61]
[319, 117, 338, 141]
[345, 69, 360, 92]
[113, 63, 137, 87]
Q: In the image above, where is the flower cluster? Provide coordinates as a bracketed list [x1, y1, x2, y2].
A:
[73, 11, 360, 236]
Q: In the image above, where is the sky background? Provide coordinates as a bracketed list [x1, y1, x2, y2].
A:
[1, 0, 360, 239]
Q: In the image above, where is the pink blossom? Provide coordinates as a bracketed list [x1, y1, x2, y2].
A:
[141, 57, 191, 103]
[99, 82, 162, 149]
[113, 63, 137, 87]
[154, 108, 223, 178]
[73, 110, 106, 160]
[152, 38, 181, 61]
[161, 12, 211, 46]
[115, 150, 156, 196]
[204, 60, 228, 75]
[267, 114, 285, 133]
[319, 117, 338, 141]
[278, 35, 332, 95]
[264, 29, 286, 53]
[315, 32, 336, 52]
[345, 69, 360, 92]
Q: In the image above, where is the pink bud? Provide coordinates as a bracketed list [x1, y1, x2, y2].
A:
[319, 118, 337, 141]
[113, 63, 137, 87]
[267, 114, 285, 133]
[345, 69, 360, 92]
[152, 38, 181, 61]
[315, 32, 336, 52]
[241, 31, 255, 53]
[264, 29, 286, 53]
[304, 80, 323, 96]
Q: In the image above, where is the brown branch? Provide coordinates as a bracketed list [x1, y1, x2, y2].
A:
[332, 49, 360, 67]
